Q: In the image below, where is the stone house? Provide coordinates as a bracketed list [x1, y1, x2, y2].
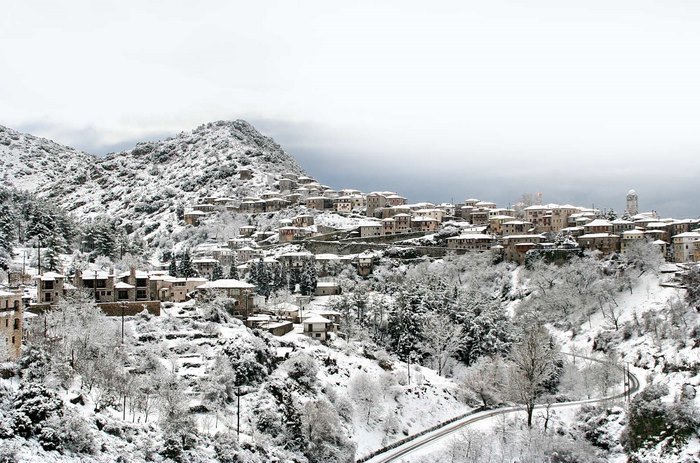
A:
[279, 178, 298, 191]
[365, 193, 389, 217]
[196, 279, 256, 318]
[334, 196, 354, 213]
[184, 210, 207, 226]
[611, 219, 635, 235]
[446, 234, 495, 251]
[264, 198, 289, 212]
[394, 214, 412, 233]
[303, 315, 336, 341]
[239, 226, 256, 237]
[239, 168, 252, 180]
[279, 226, 306, 243]
[577, 233, 621, 255]
[0, 290, 22, 360]
[502, 220, 534, 236]
[192, 258, 219, 279]
[360, 223, 382, 238]
[315, 281, 341, 296]
[356, 252, 375, 277]
[672, 232, 700, 263]
[236, 246, 263, 264]
[503, 235, 542, 264]
[386, 194, 407, 207]
[410, 217, 439, 233]
[470, 210, 490, 226]
[34, 272, 65, 304]
[292, 214, 315, 228]
[621, 230, 645, 253]
[382, 218, 396, 235]
[489, 215, 516, 235]
[277, 251, 315, 270]
[583, 219, 614, 235]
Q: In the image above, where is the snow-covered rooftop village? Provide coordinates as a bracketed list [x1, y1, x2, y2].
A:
[0, 119, 699, 463]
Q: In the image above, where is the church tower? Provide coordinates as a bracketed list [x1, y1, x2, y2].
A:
[626, 189, 639, 216]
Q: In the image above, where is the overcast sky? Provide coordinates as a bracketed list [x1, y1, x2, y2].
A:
[2, 1, 699, 217]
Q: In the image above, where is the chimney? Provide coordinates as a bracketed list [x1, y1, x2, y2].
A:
[129, 266, 136, 286]
[74, 269, 82, 287]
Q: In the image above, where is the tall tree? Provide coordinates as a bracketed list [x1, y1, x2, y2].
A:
[212, 262, 224, 281]
[178, 249, 196, 278]
[508, 326, 559, 427]
[168, 259, 178, 277]
[420, 313, 463, 376]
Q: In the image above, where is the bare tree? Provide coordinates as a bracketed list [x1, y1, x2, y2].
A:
[420, 313, 463, 376]
[461, 355, 507, 408]
[508, 326, 559, 427]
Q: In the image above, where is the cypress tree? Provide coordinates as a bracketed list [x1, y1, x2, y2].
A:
[169, 259, 178, 277]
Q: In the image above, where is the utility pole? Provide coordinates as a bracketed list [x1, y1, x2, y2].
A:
[94, 269, 98, 301]
[236, 386, 241, 441]
[121, 302, 126, 344]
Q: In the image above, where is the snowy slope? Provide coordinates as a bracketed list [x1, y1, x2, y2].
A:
[0, 125, 94, 192]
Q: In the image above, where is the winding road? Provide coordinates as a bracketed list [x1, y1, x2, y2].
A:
[360, 353, 640, 463]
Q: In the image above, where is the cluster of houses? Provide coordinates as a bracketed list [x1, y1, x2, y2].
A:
[188, 174, 700, 266]
[444, 191, 700, 264]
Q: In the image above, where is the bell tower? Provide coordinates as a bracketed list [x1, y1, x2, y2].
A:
[626, 189, 638, 216]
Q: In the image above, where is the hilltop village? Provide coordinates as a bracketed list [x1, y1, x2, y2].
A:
[4, 164, 699, 362]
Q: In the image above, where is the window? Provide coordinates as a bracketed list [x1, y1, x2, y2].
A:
[97, 279, 106, 288]
[11, 336, 15, 345]
[13, 319, 18, 330]
[44, 280, 54, 290]
[118, 290, 128, 300]
[136, 289, 147, 300]
[45, 293, 51, 302]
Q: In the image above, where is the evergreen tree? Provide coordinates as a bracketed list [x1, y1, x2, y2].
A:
[287, 267, 300, 293]
[43, 243, 61, 272]
[178, 249, 196, 278]
[299, 260, 318, 296]
[272, 265, 287, 292]
[254, 258, 272, 298]
[212, 262, 224, 281]
[168, 259, 178, 277]
[228, 260, 239, 280]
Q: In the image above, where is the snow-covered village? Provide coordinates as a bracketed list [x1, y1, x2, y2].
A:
[2, 2, 700, 463]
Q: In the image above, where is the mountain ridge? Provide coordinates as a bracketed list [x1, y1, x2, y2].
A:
[1, 119, 309, 248]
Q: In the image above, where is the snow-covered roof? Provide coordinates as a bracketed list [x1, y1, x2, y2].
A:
[672, 232, 700, 239]
[316, 281, 339, 287]
[117, 270, 149, 279]
[114, 282, 135, 289]
[622, 230, 644, 236]
[193, 258, 219, 264]
[448, 234, 493, 240]
[578, 233, 619, 239]
[583, 219, 613, 227]
[197, 279, 255, 290]
[303, 315, 331, 324]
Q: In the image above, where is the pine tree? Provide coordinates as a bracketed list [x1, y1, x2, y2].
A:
[299, 260, 318, 296]
[228, 261, 239, 280]
[43, 244, 61, 272]
[255, 259, 271, 298]
[178, 249, 196, 278]
[212, 262, 224, 281]
[168, 259, 178, 277]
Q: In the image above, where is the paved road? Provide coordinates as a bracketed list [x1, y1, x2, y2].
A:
[361, 354, 640, 463]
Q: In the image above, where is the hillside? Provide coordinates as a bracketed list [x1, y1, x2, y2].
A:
[1, 120, 308, 251]
[0, 125, 94, 192]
